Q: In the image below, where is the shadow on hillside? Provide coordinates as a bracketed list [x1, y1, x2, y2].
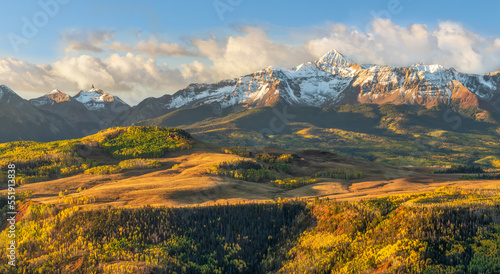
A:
[162, 179, 321, 205]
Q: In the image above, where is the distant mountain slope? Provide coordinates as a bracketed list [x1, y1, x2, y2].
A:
[136, 103, 500, 167]
[112, 94, 173, 127]
[117, 49, 500, 126]
[29, 89, 103, 135]
[0, 85, 79, 142]
[29, 89, 72, 106]
[71, 86, 131, 131]
[0, 85, 130, 142]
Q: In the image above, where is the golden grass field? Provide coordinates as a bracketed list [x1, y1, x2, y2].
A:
[4, 140, 500, 208]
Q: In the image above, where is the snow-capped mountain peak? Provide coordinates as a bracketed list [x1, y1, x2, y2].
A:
[49, 89, 62, 94]
[314, 49, 358, 76]
[316, 49, 355, 67]
[74, 86, 129, 111]
[29, 89, 72, 107]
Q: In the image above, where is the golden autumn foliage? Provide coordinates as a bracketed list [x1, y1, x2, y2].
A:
[2, 188, 500, 272]
[0, 127, 192, 185]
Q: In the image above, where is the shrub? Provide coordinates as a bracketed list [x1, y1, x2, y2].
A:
[207, 160, 278, 182]
[59, 195, 96, 205]
[118, 159, 161, 170]
[271, 177, 319, 189]
[315, 168, 363, 179]
[220, 147, 251, 157]
[84, 165, 122, 175]
[272, 163, 292, 172]
[255, 153, 293, 164]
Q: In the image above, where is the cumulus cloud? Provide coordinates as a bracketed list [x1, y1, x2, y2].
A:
[191, 26, 314, 80]
[61, 29, 116, 53]
[109, 39, 197, 57]
[0, 57, 76, 92]
[487, 38, 500, 54]
[305, 19, 500, 73]
[53, 55, 116, 89]
[3, 20, 500, 105]
[0, 53, 189, 105]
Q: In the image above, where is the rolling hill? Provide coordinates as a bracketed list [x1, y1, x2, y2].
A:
[1, 126, 500, 272]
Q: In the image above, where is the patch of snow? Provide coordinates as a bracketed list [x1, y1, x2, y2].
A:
[412, 64, 444, 73]
[249, 83, 269, 101]
[478, 76, 496, 90]
[73, 88, 126, 110]
[0, 85, 16, 101]
[298, 76, 351, 105]
[169, 85, 236, 109]
[30, 98, 50, 107]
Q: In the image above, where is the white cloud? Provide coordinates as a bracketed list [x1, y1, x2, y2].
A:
[304, 19, 500, 73]
[61, 29, 116, 53]
[487, 38, 500, 54]
[432, 21, 485, 72]
[53, 55, 116, 90]
[0, 53, 188, 105]
[109, 39, 197, 57]
[0, 57, 69, 91]
[3, 21, 500, 105]
[191, 26, 314, 80]
[180, 60, 208, 80]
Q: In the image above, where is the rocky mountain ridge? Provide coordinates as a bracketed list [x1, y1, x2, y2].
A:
[117, 49, 500, 125]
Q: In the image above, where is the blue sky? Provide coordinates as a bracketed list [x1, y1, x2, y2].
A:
[1, 0, 500, 104]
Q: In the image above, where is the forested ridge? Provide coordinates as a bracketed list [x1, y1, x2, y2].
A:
[2, 187, 500, 273]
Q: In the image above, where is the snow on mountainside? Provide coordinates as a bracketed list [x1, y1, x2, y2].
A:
[74, 86, 129, 111]
[140, 49, 500, 114]
[314, 49, 357, 76]
[29, 89, 72, 107]
[28, 86, 131, 134]
[0, 85, 20, 102]
[164, 51, 360, 111]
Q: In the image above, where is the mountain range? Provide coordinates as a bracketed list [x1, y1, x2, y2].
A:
[1, 49, 500, 144]
[116, 49, 500, 126]
[0, 85, 129, 142]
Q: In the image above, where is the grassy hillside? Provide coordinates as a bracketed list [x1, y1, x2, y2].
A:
[4, 133, 499, 209]
[2, 187, 500, 273]
[137, 103, 500, 168]
[0, 127, 194, 187]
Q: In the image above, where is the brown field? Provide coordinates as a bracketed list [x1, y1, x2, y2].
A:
[4, 141, 500, 207]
